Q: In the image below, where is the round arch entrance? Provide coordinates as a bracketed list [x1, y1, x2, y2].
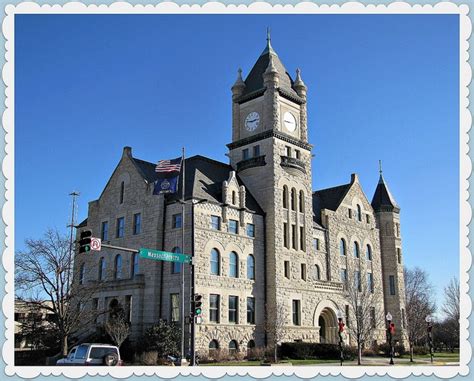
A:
[313, 300, 339, 344]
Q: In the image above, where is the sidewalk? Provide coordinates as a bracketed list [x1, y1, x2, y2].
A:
[313, 356, 459, 366]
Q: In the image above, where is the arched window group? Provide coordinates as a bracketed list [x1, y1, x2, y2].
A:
[339, 239, 346, 256]
[282, 186, 305, 213]
[210, 249, 255, 280]
[114, 254, 122, 279]
[98, 257, 106, 281]
[366, 245, 372, 261]
[210, 249, 220, 275]
[353, 242, 360, 258]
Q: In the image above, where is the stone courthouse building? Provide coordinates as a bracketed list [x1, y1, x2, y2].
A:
[74, 36, 407, 354]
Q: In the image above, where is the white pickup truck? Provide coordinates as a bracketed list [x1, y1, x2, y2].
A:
[56, 343, 123, 366]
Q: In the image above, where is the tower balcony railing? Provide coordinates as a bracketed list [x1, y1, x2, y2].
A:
[280, 156, 306, 173]
[236, 155, 266, 172]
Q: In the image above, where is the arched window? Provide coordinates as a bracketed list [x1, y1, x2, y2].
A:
[229, 340, 238, 354]
[172, 247, 182, 274]
[131, 252, 139, 278]
[357, 204, 362, 221]
[314, 265, 321, 280]
[291, 188, 297, 211]
[247, 340, 255, 349]
[299, 190, 305, 213]
[209, 340, 219, 353]
[339, 239, 346, 256]
[114, 254, 122, 279]
[79, 263, 85, 285]
[283, 186, 288, 209]
[229, 252, 238, 278]
[210, 249, 220, 275]
[98, 257, 106, 281]
[366, 245, 372, 261]
[354, 242, 360, 258]
[247, 255, 255, 280]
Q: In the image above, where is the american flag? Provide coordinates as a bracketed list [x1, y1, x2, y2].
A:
[155, 157, 182, 173]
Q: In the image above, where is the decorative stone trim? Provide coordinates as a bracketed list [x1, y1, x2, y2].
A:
[278, 87, 305, 105]
[236, 155, 266, 172]
[227, 130, 312, 151]
[88, 274, 146, 291]
[235, 88, 266, 104]
[281, 155, 306, 173]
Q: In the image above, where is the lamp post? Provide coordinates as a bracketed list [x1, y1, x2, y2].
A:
[386, 312, 394, 365]
[426, 315, 434, 364]
[336, 310, 345, 366]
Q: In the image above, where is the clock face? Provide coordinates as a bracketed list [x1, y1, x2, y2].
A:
[283, 111, 297, 132]
[245, 112, 260, 132]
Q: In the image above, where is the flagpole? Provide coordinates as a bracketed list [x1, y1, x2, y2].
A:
[180, 146, 186, 365]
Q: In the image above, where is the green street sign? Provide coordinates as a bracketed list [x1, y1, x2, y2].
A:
[139, 248, 191, 264]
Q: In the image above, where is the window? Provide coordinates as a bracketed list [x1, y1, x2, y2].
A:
[368, 273, 374, 293]
[283, 186, 288, 209]
[345, 305, 350, 327]
[283, 223, 288, 248]
[133, 213, 141, 235]
[253, 145, 260, 157]
[292, 300, 301, 325]
[366, 245, 372, 261]
[172, 214, 182, 229]
[120, 181, 124, 204]
[370, 307, 376, 328]
[232, 191, 236, 205]
[131, 252, 139, 278]
[291, 225, 297, 250]
[229, 340, 238, 354]
[209, 340, 219, 353]
[242, 148, 249, 160]
[340, 239, 346, 256]
[211, 215, 221, 230]
[228, 296, 238, 323]
[355, 271, 361, 292]
[389, 275, 396, 295]
[348, 208, 352, 218]
[396, 223, 400, 237]
[285, 146, 291, 157]
[314, 265, 321, 280]
[301, 263, 307, 281]
[295, 149, 300, 159]
[353, 242, 360, 258]
[210, 249, 220, 275]
[98, 257, 106, 281]
[291, 188, 297, 211]
[247, 255, 255, 280]
[313, 238, 320, 251]
[114, 254, 122, 279]
[246, 223, 255, 238]
[247, 297, 255, 324]
[284, 261, 290, 279]
[228, 220, 238, 234]
[75, 262, 85, 286]
[366, 214, 370, 224]
[101, 221, 109, 241]
[340, 268, 347, 284]
[210, 294, 220, 323]
[229, 252, 238, 278]
[299, 190, 305, 213]
[116, 217, 125, 238]
[247, 340, 256, 350]
[172, 247, 182, 274]
[299, 227, 305, 250]
[170, 293, 180, 322]
[397, 248, 402, 264]
[357, 204, 362, 221]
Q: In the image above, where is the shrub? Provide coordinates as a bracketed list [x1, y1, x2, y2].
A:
[279, 342, 356, 361]
[412, 346, 429, 355]
[135, 320, 181, 358]
[247, 347, 266, 361]
[377, 343, 406, 357]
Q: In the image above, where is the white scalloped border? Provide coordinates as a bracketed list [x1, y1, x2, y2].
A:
[2, 1, 471, 379]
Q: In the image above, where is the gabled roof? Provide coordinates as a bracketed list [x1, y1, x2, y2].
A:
[242, 40, 297, 98]
[312, 183, 351, 224]
[371, 174, 400, 213]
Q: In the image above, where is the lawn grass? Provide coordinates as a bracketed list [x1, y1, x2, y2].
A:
[400, 352, 459, 361]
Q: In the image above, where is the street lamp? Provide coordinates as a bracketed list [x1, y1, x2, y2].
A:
[336, 310, 345, 366]
[426, 315, 434, 363]
[386, 312, 394, 365]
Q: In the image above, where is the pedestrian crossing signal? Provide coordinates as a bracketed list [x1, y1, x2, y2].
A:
[79, 230, 92, 253]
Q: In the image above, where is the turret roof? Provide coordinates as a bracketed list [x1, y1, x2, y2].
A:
[371, 174, 400, 213]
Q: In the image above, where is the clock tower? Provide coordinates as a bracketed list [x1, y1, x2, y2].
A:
[227, 33, 315, 342]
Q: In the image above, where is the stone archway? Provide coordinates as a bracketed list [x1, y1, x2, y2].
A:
[313, 300, 340, 344]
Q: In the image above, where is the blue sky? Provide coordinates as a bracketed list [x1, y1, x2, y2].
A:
[15, 14, 459, 307]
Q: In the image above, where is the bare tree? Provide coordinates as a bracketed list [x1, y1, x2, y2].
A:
[15, 228, 103, 356]
[343, 269, 384, 365]
[441, 277, 460, 349]
[265, 301, 286, 363]
[404, 267, 436, 361]
[105, 311, 130, 348]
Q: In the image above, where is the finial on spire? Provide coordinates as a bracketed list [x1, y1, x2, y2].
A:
[231, 67, 245, 93]
[267, 27, 271, 44]
[261, 27, 276, 56]
[379, 160, 383, 176]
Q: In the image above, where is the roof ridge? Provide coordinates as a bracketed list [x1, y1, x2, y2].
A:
[313, 182, 351, 194]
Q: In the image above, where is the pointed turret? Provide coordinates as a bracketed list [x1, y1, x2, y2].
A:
[231, 68, 246, 99]
[293, 68, 307, 98]
[371, 164, 400, 213]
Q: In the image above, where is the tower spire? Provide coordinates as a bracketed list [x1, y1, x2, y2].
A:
[261, 27, 276, 56]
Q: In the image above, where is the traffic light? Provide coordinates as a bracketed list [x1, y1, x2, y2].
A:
[193, 294, 203, 316]
[78, 230, 92, 253]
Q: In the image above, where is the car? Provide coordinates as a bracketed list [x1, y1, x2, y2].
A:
[56, 343, 123, 366]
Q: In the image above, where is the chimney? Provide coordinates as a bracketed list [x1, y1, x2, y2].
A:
[122, 146, 132, 158]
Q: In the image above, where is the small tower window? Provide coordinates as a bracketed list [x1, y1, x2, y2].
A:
[291, 188, 297, 211]
[366, 244, 372, 261]
[253, 145, 260, 157]
[340, 239, 346, 256]
[283, 186, 288, 209]
[242, 149, 249, 160]
[348, 209, 352, 219]
[354, 242, 360, 258]
[299, 190, 305, 213]
[397, 248, 402, 264]
[357, 205, 362, 221]
[232, 191, 236, 205]
[285, 146, 291, 157]
[119, 181, 125, 204]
